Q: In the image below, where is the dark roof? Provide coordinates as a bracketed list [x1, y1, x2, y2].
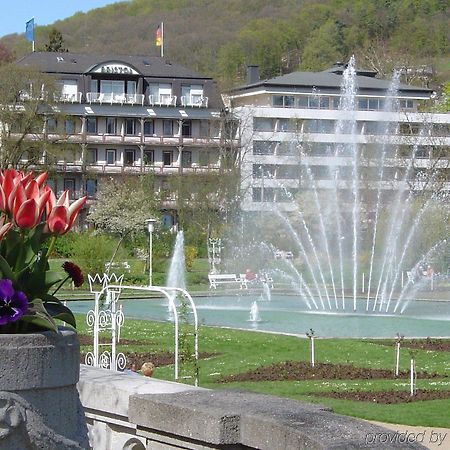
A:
[15, 52, 210, 80]
[231, 68, 433, 96]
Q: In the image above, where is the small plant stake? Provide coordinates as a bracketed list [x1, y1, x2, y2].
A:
[409, 349, 417, 396]
[306, 328, 316, 368]
[394, 333, 404, 377]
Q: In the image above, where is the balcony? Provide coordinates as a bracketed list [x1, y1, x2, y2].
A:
[86, 92, 145, 105]
[181, 95, 208, 108]
[57, 92, 83, 103]
[149, 94, 177, 107]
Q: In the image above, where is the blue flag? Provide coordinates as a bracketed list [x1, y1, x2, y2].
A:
[25, 18, 34, 42]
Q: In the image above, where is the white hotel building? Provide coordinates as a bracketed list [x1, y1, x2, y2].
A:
[228, 64, 450, 211]
[15, 52, 232, 226]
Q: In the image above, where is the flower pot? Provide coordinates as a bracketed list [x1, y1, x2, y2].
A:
[0, 328, 89, 449]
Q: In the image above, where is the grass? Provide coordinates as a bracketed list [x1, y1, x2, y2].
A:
[73, 314, 450, 428]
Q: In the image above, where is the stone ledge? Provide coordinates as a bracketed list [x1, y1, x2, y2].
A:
[79, 366, 427, 449]
[78, 365, 203, 417]
[129, 390, 427, 449]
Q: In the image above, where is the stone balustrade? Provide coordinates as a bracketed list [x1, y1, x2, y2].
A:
[78, 365, 426, 449]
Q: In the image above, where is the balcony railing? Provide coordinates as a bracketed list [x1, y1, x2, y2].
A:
[57, 92, 83, 103]
[86, 92, 145, 105]
[181, 95, 208, 108]
[149, 94, 177, 107]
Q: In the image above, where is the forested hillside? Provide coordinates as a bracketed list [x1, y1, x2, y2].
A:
[1, 0, 448, 89]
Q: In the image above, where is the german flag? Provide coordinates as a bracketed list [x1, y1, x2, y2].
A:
[156, 24, 162, 47]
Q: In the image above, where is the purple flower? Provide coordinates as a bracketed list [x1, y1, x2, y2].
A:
[0, 279, 28, 326]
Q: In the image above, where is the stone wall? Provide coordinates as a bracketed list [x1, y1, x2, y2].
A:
[78, 365, 426, 449]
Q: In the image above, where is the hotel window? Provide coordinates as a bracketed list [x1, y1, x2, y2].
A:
[86, 117, 97, 134]
[319, 97, 330, 109]
[181, 120, 192, 137]
[143, 120, 154, 136]
[64, 119, 75, 134]
[277, 165, 300, 179]
[100, 80, 125, 96]
[181, 84, 203, 106]
[305, 119, 334, 133]
[106, 117, 116, 134]
[253, 118, 275, 132]
[124, 149, 135, 165]
[277, 118, 300, 132]
[253, 141, 277, 155]
[125, 118, 136, 135]
[262, 188, 275, 202]
[47, 117, 57, 132]
[272, 95, 295, 107]
[90, 79, 98, 93]
[181, 151, 192, 167]
[87, 148, 97, 164]
[106, 149, 116, 165]
[58, 79, 78, 101]
[163, 120, 173, 136]
[199, 151, 209, 166]
[144, 150, 154, 164]
[299, 96, 331, 109]
[253, 164, 275, 179]
[308, 97, 319, 109]
[277, 142, 298, 156]
[163, 151, 172, 166]
[150, 83, 173, 104]
[400, 99, 414, 109]
[86, 179, 97, 198]
[126, 80, 136, 95]
[64, 178, 76, 198]
[252, 188, 262, 202]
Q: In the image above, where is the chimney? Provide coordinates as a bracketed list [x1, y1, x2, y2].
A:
[247, 65, 260, 85]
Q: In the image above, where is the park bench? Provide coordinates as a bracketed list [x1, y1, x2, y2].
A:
[240, 274, 274, 289]
[208, 273, 245, 289]
[105, 261, 131, 273]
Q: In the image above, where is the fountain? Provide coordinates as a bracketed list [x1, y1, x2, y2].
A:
[166, 231, 187, 320]
[69, 59, 448, 338]
[167, 230, 186, 291]
[248, 300, 261, 323]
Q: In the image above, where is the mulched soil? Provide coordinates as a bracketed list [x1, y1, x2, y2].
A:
[78, 335, 145, 346]
[80, 351, 217, 369]
[219, 361, 445, 383]
[371, 338, 450, 352]
[315, 389, 450, 404]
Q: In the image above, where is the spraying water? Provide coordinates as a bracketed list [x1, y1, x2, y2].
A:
[167, 230, 186, 290]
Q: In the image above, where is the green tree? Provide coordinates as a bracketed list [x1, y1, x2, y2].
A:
[0, 64, 63, 169]
[87, 174, 160, 267]
[44, 28, 69, 52]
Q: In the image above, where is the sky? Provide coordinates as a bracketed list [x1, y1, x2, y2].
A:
[0, 0, 125, 37]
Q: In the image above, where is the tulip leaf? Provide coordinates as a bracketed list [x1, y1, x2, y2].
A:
[45, 270, 64, 287]
[0, 254, 15, 280]
[44, 302, 77, 328]
[29, 223, 46, 253]
[21, 299, 58, 332]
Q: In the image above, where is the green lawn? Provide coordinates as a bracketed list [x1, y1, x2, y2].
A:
[73, 314, 450, 428]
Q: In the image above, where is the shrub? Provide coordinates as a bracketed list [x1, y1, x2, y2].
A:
[69, 232, 127, 276]
[185, 246, 198, 271]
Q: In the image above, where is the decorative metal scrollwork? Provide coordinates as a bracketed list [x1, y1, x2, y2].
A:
[116, 353, 127, 371]
[86, 310, 95, 328]
[99, 351, 112, 369]
[84, 351, 95, 367]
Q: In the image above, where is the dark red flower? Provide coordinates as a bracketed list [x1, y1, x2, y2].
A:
[62, 261, 84, 287]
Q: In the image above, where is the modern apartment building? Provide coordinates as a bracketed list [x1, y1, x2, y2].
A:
[228, 64, 450, 211]
[15, 52, 231, 227]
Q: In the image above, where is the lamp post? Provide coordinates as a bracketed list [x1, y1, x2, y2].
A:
[208, 238, 222, 274]
[145, 218, 157, 286]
